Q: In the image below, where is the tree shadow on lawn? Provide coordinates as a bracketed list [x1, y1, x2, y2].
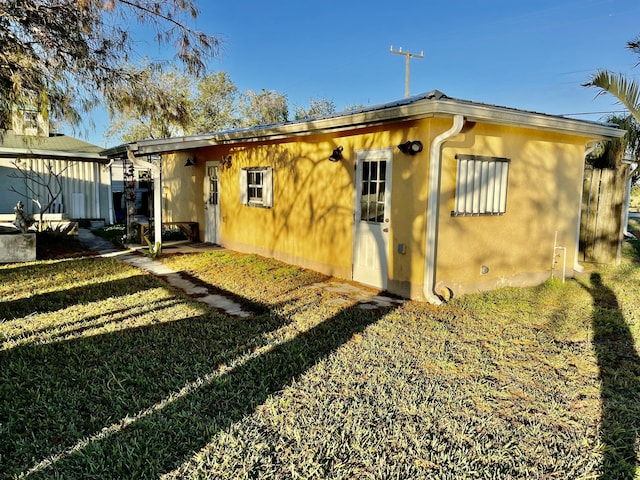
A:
[0, 263, 284, 477]
[628, 238, 640, 264]
[0, 273, 158, 320]
[0, 308, 287, 478]
[4, 301, 394, 479]
[158, 269, 270, 315]
[581, 272, 640, 479]
[3, 296, 186, 347]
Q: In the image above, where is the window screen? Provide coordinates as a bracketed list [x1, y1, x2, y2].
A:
[453, 154, 509, 216]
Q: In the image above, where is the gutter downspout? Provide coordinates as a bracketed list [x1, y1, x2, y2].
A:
[93, 163, 101, 220]
[574, 142, 598, 273]
[423, 114, 465, 304]
[106, 160, 115, 225]
[126, 151, 162, 254]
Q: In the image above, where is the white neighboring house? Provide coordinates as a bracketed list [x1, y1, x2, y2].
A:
[0, 109, 112, 226]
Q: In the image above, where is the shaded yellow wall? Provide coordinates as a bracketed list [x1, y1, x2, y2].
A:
[159, 117, 592, 300]
[435, 122, 589, 296]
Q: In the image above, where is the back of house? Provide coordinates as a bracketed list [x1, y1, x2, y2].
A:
[113, 91, 624, 302]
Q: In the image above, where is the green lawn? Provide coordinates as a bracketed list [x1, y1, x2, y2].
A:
[1, 242, 640, 478]
[630, 184, 640, 212]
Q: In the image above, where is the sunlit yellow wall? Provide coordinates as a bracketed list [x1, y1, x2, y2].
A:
[161, 152, 205, 227]
[435, 122, 590, 297]
[159, 117, 592, 300]
[220, 128, 393, 278]
[154, 124, 430, 280]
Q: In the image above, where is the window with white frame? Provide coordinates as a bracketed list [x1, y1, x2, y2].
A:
[23, 110, 38, 131]
[17, 109, 42, 136]
[240, 167, 273, 207]
[453, 154, 510, 216]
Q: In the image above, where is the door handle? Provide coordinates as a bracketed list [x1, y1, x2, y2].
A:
[383, 228, 389, 232]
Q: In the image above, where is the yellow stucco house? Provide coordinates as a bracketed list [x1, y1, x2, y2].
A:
[106, 91, 624, 303]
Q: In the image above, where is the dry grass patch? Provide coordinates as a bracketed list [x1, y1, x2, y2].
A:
[1, 242, 640, 478]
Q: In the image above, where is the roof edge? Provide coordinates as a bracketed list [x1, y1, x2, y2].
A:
[127, 92, 625, 156]
[0, 147, 107, 163]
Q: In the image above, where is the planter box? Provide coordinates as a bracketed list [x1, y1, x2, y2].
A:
[0, 233, 36, 263]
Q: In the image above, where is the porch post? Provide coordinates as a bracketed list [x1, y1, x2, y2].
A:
[126, 151, 162, 253]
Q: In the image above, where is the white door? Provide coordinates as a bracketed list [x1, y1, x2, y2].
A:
[204, 161, 221, 244]
[353, 148, 393, 289]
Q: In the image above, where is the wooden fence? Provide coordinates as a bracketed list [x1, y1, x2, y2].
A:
[579, 166, 628, 264]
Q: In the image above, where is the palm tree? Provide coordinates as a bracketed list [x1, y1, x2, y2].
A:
[584, 37, 640, 122]
[588, 114, 640, 170]
[585, 38, 640, 178]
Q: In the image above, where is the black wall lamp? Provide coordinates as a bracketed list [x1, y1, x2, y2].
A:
[184, 156, 197, 167]
[328, 146, 344, 162]
[398, 140, 423, 155]
[221, 155, 232, 169]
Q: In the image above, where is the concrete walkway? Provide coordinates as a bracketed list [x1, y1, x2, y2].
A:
[77, 229, 404, 317]
[78, 229, 252, 317]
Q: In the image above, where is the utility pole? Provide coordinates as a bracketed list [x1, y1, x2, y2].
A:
[390, 46, 424, 98]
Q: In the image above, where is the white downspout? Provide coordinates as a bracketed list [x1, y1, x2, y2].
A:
[106, 160, 115, 225]
[574, 142, 598, 273]
[423, 114, 465, 304]
[126, 151, 162, 254]
[93, 163, 101, 220]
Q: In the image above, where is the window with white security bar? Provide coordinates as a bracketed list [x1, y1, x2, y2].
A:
[240, 167, 273, 207]
[453, 154, 510, 216]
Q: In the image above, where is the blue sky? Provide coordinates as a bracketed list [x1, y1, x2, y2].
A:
[84, 0, 640, 146]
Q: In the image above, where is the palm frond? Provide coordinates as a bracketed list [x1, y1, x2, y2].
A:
[584, 70, 640, 122]
[628, 37, 640, 59]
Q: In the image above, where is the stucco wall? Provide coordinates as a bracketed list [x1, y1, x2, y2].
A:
[214, 134, 362, 278]
[162, 153, 205, 227]
[435, 123, 588, 297]
[159, 117, 593, 300]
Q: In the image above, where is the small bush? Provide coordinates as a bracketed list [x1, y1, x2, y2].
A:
[93, 224, 126, 246]
[36, 231, 87, 260]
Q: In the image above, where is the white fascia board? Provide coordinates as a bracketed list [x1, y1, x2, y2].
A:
[428, 100, 626, 139]
[130, 99, 624, 157]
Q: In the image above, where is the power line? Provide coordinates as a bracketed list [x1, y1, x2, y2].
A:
[560, 110, 628, 117]
[390, 46, 424, 98]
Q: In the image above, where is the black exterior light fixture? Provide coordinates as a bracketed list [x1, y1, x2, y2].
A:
[221, 155, 232, 169]
[398, 140, 423, 155]
[184, 156, 197, 167]
[329, 146, 344, 162]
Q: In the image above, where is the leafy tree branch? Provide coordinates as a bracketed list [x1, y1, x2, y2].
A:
[0, 0, 219, 133]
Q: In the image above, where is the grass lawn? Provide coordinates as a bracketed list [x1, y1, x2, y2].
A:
[1, 241, 640, 478]
[630, 185, 640, 212]
[630, 217, 640, 237]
